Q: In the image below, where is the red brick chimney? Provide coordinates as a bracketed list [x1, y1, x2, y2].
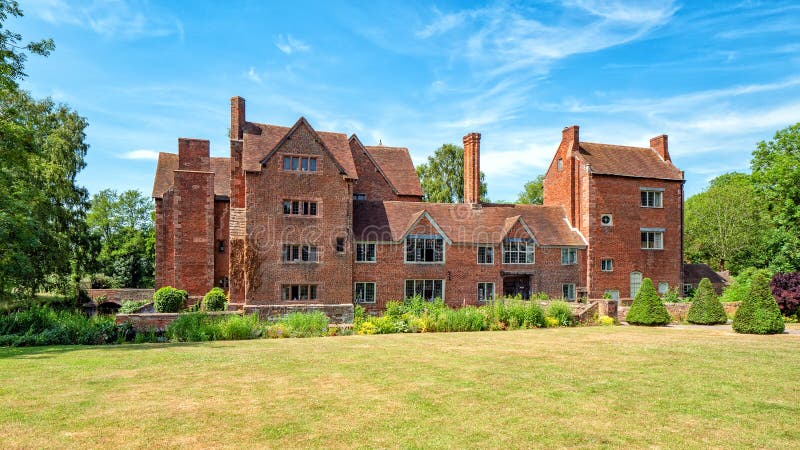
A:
[463, 132, 481, 204]
[562, 125, 579, 153]
[178, 138, 210, 171]
[231, 96, 245, 140]
[650, 134, 670, 161]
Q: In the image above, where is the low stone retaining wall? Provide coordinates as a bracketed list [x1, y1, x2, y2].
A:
[616, 302, 740, 323]
[243, 304, 354, 325]
[116, 311, 242, 332]
[87, 289, 154, 305]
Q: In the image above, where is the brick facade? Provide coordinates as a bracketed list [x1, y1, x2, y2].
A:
[152, 97, 684, 311]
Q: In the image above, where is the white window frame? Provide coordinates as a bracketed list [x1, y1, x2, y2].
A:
[354, 282, 376, 304]
[355, 242, 376, 263]
[630, 271, 643, 298]
[562, 283, 576, 301]
[477, 245, 494, 265]
[477, 282, 495, 303]
[641, 229, 664, 250]
[404, 235, 445, 264]
[640, 188, 664, 208]
[404, 279, 445, 301]
[601, 258, 613, 272]
[561, 248, 577, 265]
[658, 282, 669, 295]
[502, 238, 535, 264]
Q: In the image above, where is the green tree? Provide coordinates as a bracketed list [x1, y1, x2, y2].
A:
[751, 123, 800, 273]
[0, 1, 55, 91]
[626, 278, 671, 326]
[516, 175, 544, 204]
[732, 272, 784, 334]
[86, 190, 155, 288]
[684, 172, 770, 273]
[416, 143, 488, 203]
[0, 4, 88, 299]
[687, 278, 727, 325]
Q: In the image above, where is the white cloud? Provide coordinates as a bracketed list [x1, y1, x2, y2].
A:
[275, 34, 311, 54]
[26, 0, 182, 39]
[247, 67, 262, 83]
[119, 149, 160, 160]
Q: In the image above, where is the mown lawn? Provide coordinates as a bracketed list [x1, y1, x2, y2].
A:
[1, 326, 799, 448]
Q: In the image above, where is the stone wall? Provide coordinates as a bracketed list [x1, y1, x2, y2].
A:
[615, 301, 739, 323]
[116, 311, 242, 332]
[87, 289, 154, 305]
[243, 303, 354, 324]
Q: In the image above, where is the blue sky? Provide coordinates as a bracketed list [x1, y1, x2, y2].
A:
[14, 0, 800, 201]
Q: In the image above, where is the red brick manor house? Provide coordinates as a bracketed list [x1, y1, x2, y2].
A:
[152, 97, 684, 311]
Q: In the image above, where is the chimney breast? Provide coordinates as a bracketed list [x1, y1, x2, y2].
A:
[462, 132, 481, 204]
[650, 134, 670, 161]
[231, 96, 245, 140]
[178, 138, 211, 171]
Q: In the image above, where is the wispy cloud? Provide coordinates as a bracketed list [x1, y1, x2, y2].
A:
[246, 67, 262, 83]
[275, 34, 311, 54]
[119, 149, 160, 160]
[26, 0, 182, 39]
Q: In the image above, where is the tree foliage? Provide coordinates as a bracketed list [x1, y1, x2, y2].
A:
[517, 174, 544, 204]
[684, 173, 770, 273]
[416, 143, 488, 203]
[750, 123, 800, 273]
[86, 189, 155, 288]
[770, 272, 800, 319]
[626, 278, 671, 326]
[687, 278, 727, 325]
[732, 272, 784, 334]
[0, 0, 55, 91]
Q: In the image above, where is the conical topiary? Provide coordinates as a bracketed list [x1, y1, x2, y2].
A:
[626, 278, 671, 326]
[687, 278, 728, 325]
[733, 272, 785, 334]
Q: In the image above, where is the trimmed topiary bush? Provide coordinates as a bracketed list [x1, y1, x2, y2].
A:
[202, 287, 227, 311]
[733, 272, 785, 335]
[687, 278, 727, 325]
[153, 286, 188, 313]
[626, 278, 671, 326]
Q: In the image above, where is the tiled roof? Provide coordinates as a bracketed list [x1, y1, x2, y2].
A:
[242, 121, 357, 178]
[682, 264, 727, 284]
[353, 201, 586, 246]
[364, 146, 424, 197]
[152, 152, 230, 199]
[578, 142, 683, 180]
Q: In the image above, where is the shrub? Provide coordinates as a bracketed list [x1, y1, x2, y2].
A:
[596, 315, 615, 326]
[660, 287, 683, 303]
[545, 317, 559, 328]
[353, 305, 367, 329]
[720, 268, 772, 303]
[202, 287, 227, 312]
[90, 273, 119, 289]
[283, 311, 329, 337]
[165, 312, 218, 342]
[0, 306, 126, 346]
[217, 314, 261, 340]
[119, 300, 147, 314]
[546, 301, 574, 327]
[687, 278, 727, 325]
[266, 323, 289, 338]
[153, 286, 188, 313]
[770, 272, 800, 319]
[626, 278, 671, 326]
[357, 321, 377, 335]
[432, 306, 485, 332]
[733, 273, 785, 335]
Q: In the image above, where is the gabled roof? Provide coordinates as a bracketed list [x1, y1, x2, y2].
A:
[683, 263, 727, 285]
[242, 118, 357, 178]
[364, 145, 424, 197]
[353, 201, 586, 246]
[399, 210, 452, 244]
[152, 152, 230, 199]
[578, 142, 683, 181]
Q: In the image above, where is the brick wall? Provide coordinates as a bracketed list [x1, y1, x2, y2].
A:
[616, 302, 738, 322]
[243, 304, 354, 324]
[116, 311, 242, 332]
[349, 138, 401, 201]
[243, 122, 354, 305]
[87, 289, 154, 305]
[587, 175, 683, 298]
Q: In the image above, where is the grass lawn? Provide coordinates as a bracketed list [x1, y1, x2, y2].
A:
[1, 326, 799, 448]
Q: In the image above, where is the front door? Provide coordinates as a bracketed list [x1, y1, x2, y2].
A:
[503, 275, 531, 300]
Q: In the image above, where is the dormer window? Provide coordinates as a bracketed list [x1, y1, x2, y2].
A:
[405, 235, 444, 263]
[503, 238, 534, 264]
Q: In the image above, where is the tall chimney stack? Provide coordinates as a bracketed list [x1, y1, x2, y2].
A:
[462, 132, 481, 204]
[650, 134, 670, 162]
[231, 96, 245, 140]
